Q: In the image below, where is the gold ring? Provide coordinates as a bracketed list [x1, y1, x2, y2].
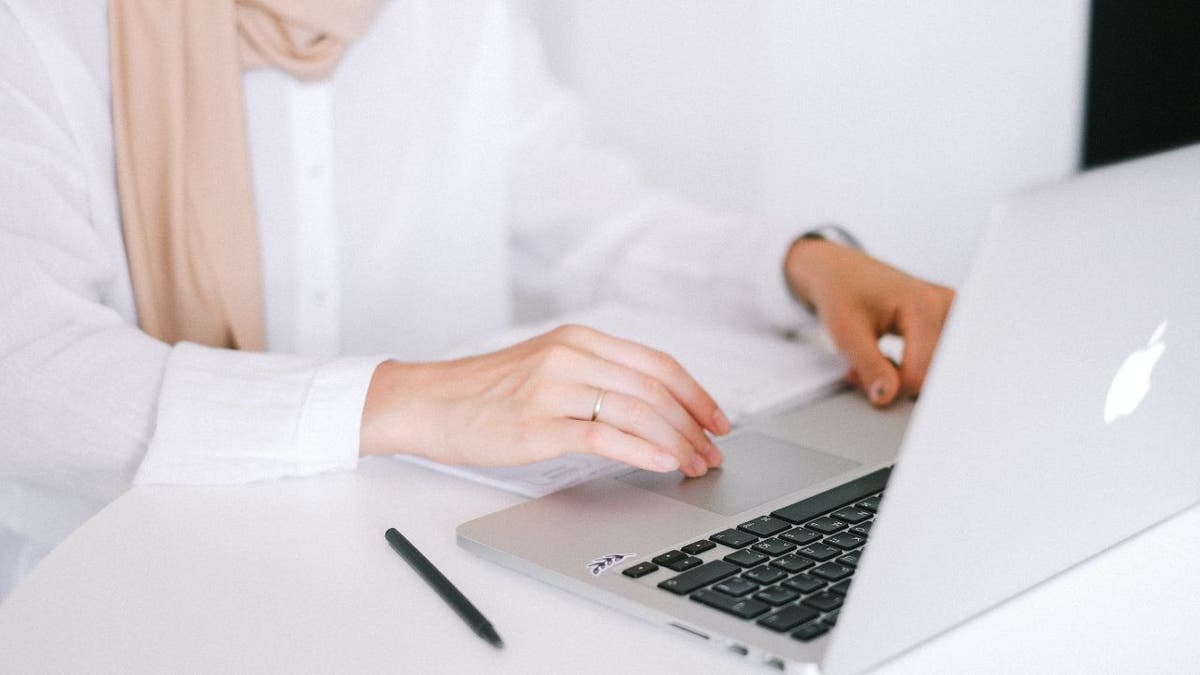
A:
[590, 389, 607, 422]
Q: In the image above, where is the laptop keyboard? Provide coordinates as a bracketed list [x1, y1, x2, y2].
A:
[621, 467, 890, 643]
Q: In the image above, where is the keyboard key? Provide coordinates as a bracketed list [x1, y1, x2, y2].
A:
[830, 506, 872, 524]
[797, 543, 840, 562]
[829, 579, 852, 596]
[802, 592, 843, 612]
[804, 516, 845, 534]
[849, 520, 873, 537]
[824, 533, 866, 550]
[772, 467, 891, 524]
[770, 554, 814, 574]
[725, 549, 769, 568]
[811, 562, 854, 581]
[782, 574, 825, 594]
[754, 586, 800, 606]
[658, 560, 739, 595]
[691, 590, 770, 620]
[713, 577, 758, 597]
[780, 528, 821, 546]
[667, 556, 704, 572]
[652, 550, 687, 567]
[791, 622, 829, 642]
[743, 566, 787, 585]
[822, 610, 840, 626]
[758, 605, 820, 632]
[681, 540, 716, 555]
[711, 529, 758, 549]
[738, 515, 791, 538]
[621, 562, 659, 578]
[838, 552, 860, 567]
[857, 494, 882, 512]
[752, 538, 796, 556]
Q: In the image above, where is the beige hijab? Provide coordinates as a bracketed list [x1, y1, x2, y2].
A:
[109, 0, 382, 350]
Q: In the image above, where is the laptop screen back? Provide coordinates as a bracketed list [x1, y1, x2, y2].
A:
[824, 145, 1200, 674]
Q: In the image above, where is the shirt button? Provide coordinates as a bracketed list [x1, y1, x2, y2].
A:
[311, 290, 327, 307]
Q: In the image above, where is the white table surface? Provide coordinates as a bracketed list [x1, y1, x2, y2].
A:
[2, 455, 1198, 674]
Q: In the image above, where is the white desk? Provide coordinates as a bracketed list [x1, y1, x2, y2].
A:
[2, 456, 1198, 674]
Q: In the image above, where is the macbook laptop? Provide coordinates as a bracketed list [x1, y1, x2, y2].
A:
[457, 144, 1200, 673]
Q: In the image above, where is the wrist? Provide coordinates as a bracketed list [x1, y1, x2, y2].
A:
[784, 237, 840, 310]
[360, 359, 427, 458]
[784, 226, 864, 312]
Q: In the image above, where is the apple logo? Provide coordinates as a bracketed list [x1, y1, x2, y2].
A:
[1104, 320, 1167, 424]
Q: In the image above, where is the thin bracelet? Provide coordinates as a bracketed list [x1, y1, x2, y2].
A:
[797, 224, 864, 251]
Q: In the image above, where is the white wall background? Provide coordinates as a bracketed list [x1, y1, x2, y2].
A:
[523, 1, 1090, 286]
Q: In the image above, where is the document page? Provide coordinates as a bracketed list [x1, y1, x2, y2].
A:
[394, 305, 847, 497]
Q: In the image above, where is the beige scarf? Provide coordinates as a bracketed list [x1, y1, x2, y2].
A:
[109, 0, 382, 350]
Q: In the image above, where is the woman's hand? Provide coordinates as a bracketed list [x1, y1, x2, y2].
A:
[359, 325, 729, 476]
[785, 238, 955, 407]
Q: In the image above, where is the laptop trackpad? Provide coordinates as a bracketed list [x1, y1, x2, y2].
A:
[616, 432, 859, 516]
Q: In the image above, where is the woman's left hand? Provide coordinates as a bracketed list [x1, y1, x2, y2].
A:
[785, 238, 956, 407]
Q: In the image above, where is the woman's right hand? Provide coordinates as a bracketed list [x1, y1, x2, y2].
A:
[359, 324, 730, 477]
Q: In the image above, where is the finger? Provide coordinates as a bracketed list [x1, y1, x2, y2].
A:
[844, 368, 861, 389]
[551, 418, 685, 474]
[574, 386, 712, 476]
[895, 307, 938, 397]
[825, 312, 900, 407]
[553, 348, 722, 468]
[549, 325, 730, 436]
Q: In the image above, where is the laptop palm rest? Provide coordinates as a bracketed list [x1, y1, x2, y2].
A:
[616, 433, 859, 516]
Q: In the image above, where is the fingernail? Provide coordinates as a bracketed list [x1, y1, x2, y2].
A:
[712, 409, 731, 435]
[870, 377, 888, 403]
[690, 457, 708, 476]
[653, 453, 680, 472]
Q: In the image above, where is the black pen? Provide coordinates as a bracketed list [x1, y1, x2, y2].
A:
[384, 528, 503, 649]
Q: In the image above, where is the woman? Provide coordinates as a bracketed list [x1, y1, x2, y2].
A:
[0, 0, 953, 596]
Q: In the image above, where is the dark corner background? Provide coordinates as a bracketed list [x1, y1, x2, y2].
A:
[1082, 1, 1200, 168]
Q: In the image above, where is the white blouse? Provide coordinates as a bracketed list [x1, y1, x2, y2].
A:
[0, 0, 811, 595]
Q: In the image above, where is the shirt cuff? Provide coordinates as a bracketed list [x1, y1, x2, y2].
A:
[750, 227, 820, 333]
[134, 343, 388, 485]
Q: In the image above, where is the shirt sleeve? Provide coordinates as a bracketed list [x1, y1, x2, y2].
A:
[0, 5, 383, 504]
[135, 344, 383, 485]
[502, 7, 816, 335]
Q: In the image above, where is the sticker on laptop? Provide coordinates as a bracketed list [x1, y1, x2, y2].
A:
[586, 553, 635, 576]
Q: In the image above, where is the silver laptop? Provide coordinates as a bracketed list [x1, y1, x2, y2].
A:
[458, 144, 1200, 673]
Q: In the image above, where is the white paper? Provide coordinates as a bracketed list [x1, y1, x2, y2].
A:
[393, 305, 847, 497]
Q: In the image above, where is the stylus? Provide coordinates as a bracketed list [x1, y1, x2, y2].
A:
[384, 528, 503, 649]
